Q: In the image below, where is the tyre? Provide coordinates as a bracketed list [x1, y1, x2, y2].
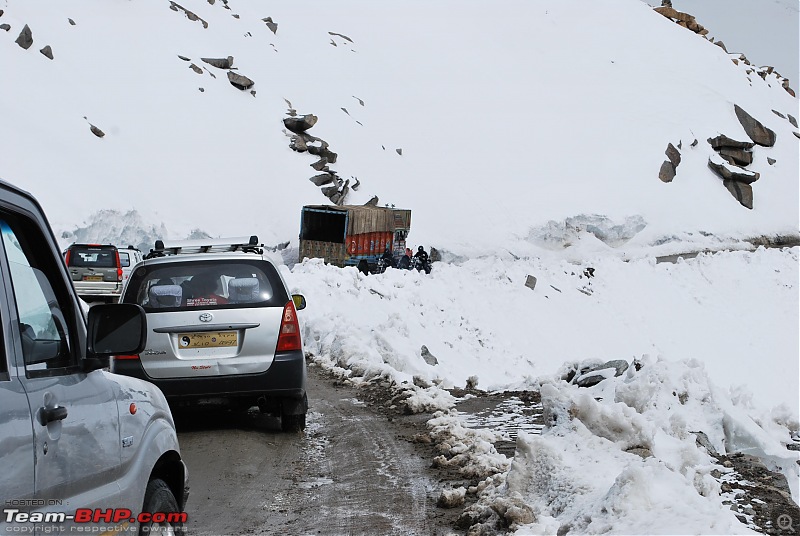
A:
[281, 412, 306, 433]
[139, 478, 186, 536]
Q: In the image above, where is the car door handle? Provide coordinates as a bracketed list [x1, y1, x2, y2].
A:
[38, 405, 68, 426]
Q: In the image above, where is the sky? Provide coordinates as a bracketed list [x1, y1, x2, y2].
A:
[1, 0, 798, 534]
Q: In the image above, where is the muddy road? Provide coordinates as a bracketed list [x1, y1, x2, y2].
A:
[176, 363, 459, 535]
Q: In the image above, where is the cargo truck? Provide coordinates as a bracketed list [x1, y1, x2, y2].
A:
[299, 204, 412, 269]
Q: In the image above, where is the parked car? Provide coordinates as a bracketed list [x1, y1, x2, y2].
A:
[64, 243, 124, 302]
[115, 236, 309, 432]
[119, 245, 144, 283]
[0, 179, 187, 534]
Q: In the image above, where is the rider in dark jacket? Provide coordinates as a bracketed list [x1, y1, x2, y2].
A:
[413, 246, 431, 274]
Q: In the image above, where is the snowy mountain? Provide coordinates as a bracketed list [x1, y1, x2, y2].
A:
[1, 0, 797, 534]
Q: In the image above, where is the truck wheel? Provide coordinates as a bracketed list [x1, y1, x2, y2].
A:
[139, 478, 186, 536]
[281, 412, 306, 433]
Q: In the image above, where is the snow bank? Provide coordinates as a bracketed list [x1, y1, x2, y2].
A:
[463, 356, 797, 534]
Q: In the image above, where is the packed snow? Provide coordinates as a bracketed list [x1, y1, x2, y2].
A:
[1, 0, 797, 533]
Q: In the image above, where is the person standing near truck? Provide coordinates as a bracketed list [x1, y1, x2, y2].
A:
[397, 248, 413, 270]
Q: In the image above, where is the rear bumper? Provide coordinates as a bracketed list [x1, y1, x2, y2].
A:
[111, 350, 307, 401]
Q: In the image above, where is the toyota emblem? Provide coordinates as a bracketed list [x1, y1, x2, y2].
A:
[199, 312, 213, 323]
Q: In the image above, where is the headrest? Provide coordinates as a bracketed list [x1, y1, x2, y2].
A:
[149, 284, 182, 308]
[229, 278, 259, 303]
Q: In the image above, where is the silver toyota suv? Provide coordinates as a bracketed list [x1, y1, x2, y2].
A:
[115, 237, 308, 432]
[0, 179, 187, 534]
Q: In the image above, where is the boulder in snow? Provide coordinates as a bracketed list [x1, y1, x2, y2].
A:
[708, 156, 759, 184]
[227, 71, 254, 90]
[734, 105, 776, 147]
[201, 56, 234, 69]
[723, 179, 753, 210]
[283, 114, 318, 134]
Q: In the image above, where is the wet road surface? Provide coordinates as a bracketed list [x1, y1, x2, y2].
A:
[177, 363, 453, 536]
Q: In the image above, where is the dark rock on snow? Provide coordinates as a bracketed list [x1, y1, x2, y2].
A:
[227, 71, 254, 90]
[202, 56, 234, 69]
[283, 114, 318, 134]
[734, 105, 776, 147]
[15, 24, 33, 50]
[723, 180, 753, 209]
[39, 45, 53, 59]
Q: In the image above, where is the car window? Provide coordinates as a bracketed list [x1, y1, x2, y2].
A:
[119, 252, 130, 267]
[126, 259, 287, 312]
[67, 246, 117, 268]
[0, 214, 76, 375]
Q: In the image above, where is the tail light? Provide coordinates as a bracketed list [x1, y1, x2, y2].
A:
[276, 300, 302, 352]
[114, 354, 140, 360]
[115, 250, 123, 281]
[64, 249, 71, 266]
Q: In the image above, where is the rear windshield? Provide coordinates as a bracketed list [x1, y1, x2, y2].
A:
[67, 246, 118, 268]
[124, 259, 288, 312]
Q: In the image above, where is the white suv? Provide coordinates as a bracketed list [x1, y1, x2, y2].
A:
[118, 245, 144, 284]
[114, 237, 308, 432]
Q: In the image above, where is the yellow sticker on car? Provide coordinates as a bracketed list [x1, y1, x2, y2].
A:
[178, 331, 238, 349]
[83, 274, 104, 281]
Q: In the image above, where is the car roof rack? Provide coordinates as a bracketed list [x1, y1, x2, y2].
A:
[145, 236, 263, 259]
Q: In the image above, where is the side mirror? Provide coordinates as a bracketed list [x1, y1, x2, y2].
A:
[292, 294, 306, 311]
[87, 304, 147, 361]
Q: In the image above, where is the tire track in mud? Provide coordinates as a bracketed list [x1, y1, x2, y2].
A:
[178, 363, 448, 535]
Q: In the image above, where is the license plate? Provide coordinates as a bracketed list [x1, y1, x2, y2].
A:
[178, 331, 238, 349]
[83, 275, 103, 281]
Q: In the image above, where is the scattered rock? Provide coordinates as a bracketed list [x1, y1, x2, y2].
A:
[68, 18, 76, 26]
[421, 345, 438, 366]
[177, 55, 190, 61]
[717, 147, 753, 166]
[0, 24, 10, 32]
[199, 87, 205, 92]
[189, 63, 202, 74]
[309, 173, 336, 187]
[202, 56, 234, 69]
[723, 179, 754, 210]
[227, 71, 254, 90]
[328, 31, 353, 43]
[364, 196, 379, 207]
[665, 142, 681, 167]
[310, 158, 329, 171]
[15, 24, 33, 50]
[734, 105, 776, 147]
[89, 124, 105, 138]
[715, 41, 728, 53]
[707, 135, 754, 150]
[283, 114, 318, 134]
[658, 160, 676, 183]
[169, 2, 208, 28]
[788, 114, 798, 128]
[39, 45, 53, 60]
[572, 360, 630, 387]
[396, 148, 403, 156]
[262, 17, 278, 34]
[772, 110, 786, 120]
[524, 275, 537, 290]
[692, 431, 718, 455]
[767, 157, 776, 165]
[708, 157, 759, 184]
[654, 6, 694, 23]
